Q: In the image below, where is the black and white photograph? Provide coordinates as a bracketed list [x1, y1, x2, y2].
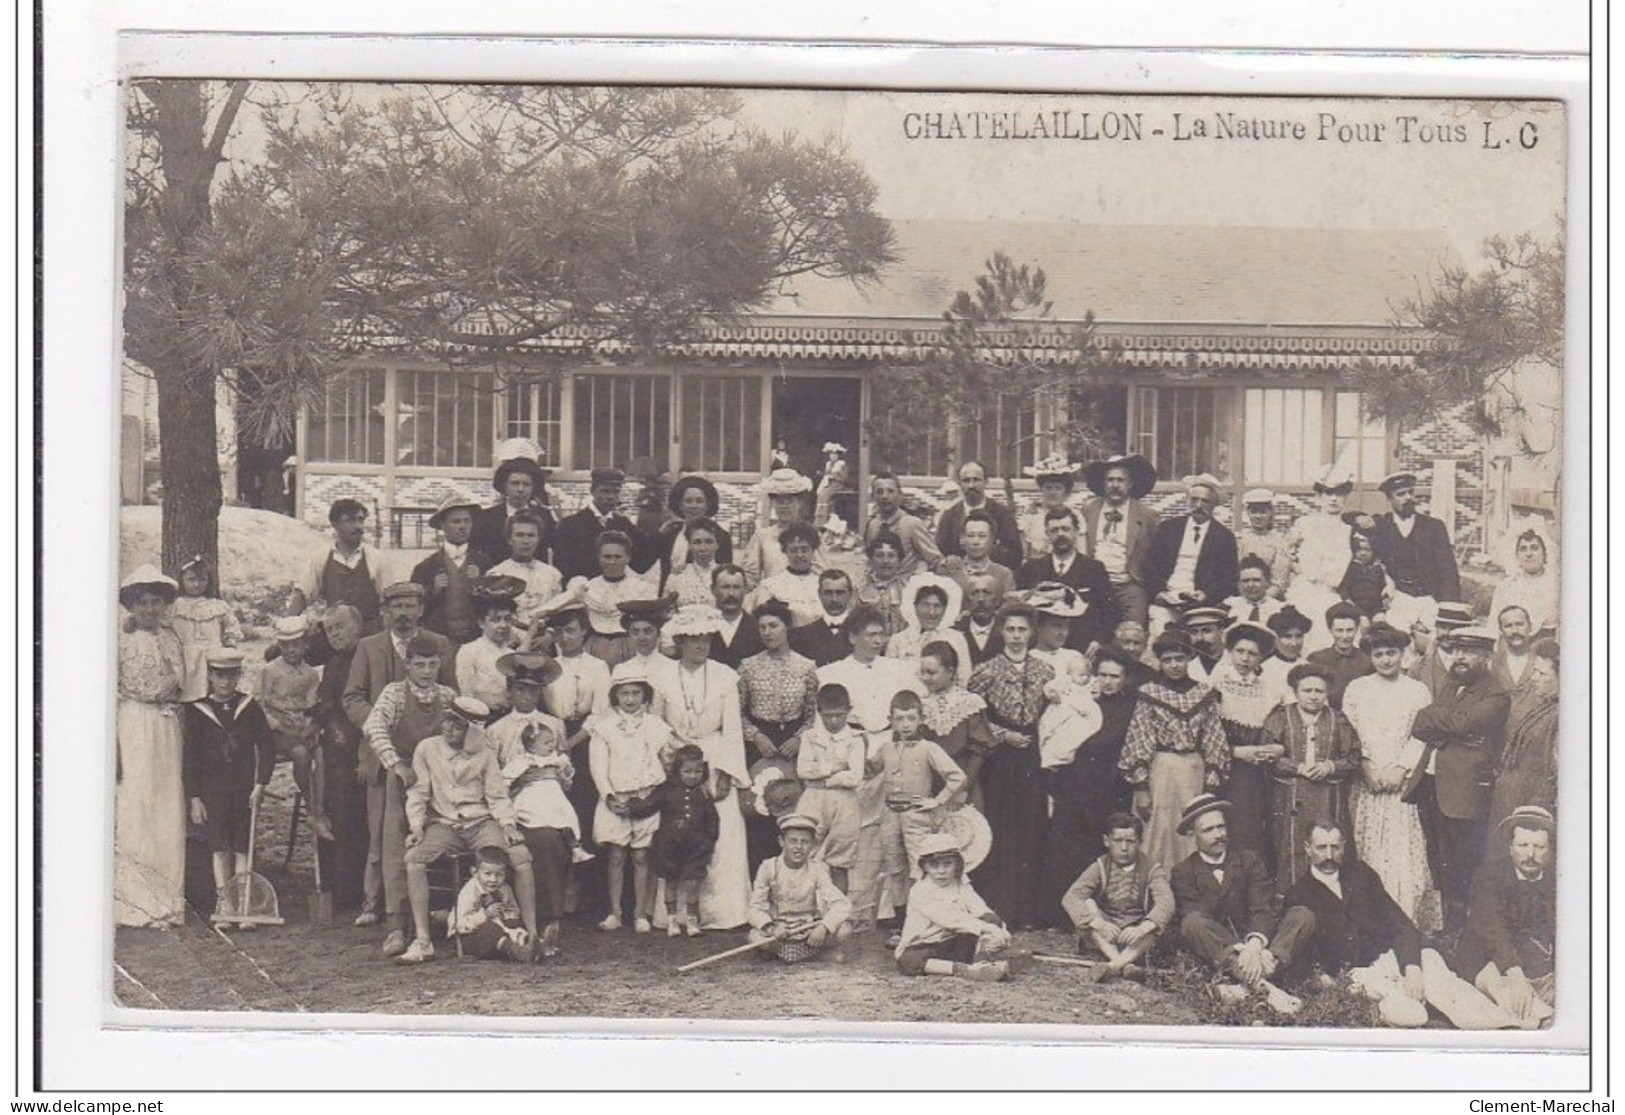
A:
[102, 76, 1581, 1043]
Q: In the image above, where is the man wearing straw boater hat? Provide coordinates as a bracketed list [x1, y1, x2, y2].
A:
[1403, 624, 1511, 934]
[1453, 805, 1556, 1028]
[410, 493, 493, 644]
[550, 467, 647, 584]
[1169, 793, 1318, 1016]
[1143, 473, 1240, 636]
[1079, 454, 1160, 628]
[473, 438, 557, 565]
[1369, 470, 1461, 606]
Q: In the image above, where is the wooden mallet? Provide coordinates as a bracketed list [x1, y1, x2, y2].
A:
[676, 935, 781, 974]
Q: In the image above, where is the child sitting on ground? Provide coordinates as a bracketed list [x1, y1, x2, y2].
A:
[895, 832, 1012, 982]
[181, 648, 276, 929]
[453, 846, 535, 962]
[257, 615, 331, 840]
[588, 665, 676, 933]
[794, 683, 866, 894]
[747, 813, 853, 963]
[629, 744, 719, 938]
[1060, 812, 1175, 982]
[870, 690, 966, 943]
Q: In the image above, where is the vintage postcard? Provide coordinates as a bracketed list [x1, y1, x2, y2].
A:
[107, 75, 1578, 1050]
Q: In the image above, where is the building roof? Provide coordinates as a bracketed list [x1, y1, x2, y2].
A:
[766, 220, 1458, 327]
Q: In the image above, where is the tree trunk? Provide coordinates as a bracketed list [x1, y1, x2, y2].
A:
[156, 367, 221, 578]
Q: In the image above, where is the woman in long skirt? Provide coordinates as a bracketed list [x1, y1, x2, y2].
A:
[115, 567, 188, 928]
[967, 603, 1055, 929]
[1344, 622, 1441, 927]
[1262, 661, 1363, 895]
[1206, 622, 1289, 863]
[1118, 629, 1230, 876]
[656, 608, 752, 930]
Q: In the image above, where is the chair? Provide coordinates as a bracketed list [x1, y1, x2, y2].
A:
[426, 852, 477, 958]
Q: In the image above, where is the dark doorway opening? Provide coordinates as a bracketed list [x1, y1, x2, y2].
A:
[771, 376, 862, 481]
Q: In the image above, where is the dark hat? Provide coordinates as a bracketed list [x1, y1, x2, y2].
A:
[1176, 793, 1232, 836]
[617, 593, 678, 630]
[428, 493, 483, 531]
[496, 652, 563, 688]
[589, 468, 627, 488]
[1224, 621, 1275, 655]
[1366, 622, 1412, 652]
[667, 475, 720, 516]
[1286, 661, 1335, 691]
[1180, 605, 1230, 629]
[1266, 605, 1313, 636]
[1082, 454, 1157, 499]
[1378, 471, 1419, 495]
[1498, 805, 1556, 838]
[1151, 629, 1196, 658]
[1311, 464, 1356, 497]
[544, 606, 591, 631]
[494, 456, 547, 489]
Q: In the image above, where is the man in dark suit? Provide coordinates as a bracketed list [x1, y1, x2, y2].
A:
[1455, 806, 1556, 1027]
[706, 565, 763, 670]
[1369, 471, 1461, 603]
[471, 451, 557, 565]
[952, 571, 1005, 668]
[410, 497, 493, 644]
[550, 468, 647, 584]
[1170, 794, 1317, 1015]
[790, 569, 855, 667]
[1143, 475, 1240, 624]
[1015, 507, 1119, 653]
[1283, 820, 1426, 998]
[1405, 626, 1512, 933]
[1080, 455, 1161, 627]
[934, 460, 1023, 571]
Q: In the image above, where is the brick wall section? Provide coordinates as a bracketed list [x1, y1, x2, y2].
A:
[1394, 402, 1486, 543]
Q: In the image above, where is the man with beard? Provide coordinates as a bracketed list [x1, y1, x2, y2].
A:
[791, 570, 857, 667]
[1016, 508, 1119, 654]
[1455, 807, 1557, 1028]
[1170, 794, 1316, 1016]
[1403, 626, 1511, 933]
[952, 573, 1005, 669]
[1080, 455, 1160, 627]
[1043, 646, 1139, 927]
[1369, 471, 1461, 604]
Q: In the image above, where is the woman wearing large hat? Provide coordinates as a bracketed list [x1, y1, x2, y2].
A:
[115, 566, 189, 927]
[1019, 456, 1080, 559]
[655, 475, 735, 584]
[884, 573, 971, 685]
[472, 438, 557, 563]
[741, 469, 816, 589]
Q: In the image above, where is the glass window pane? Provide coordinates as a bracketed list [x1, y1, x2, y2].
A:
[309, 369, 385, 464]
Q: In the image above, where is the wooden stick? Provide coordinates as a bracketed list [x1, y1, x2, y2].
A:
[1031, 952, 1099, 969]
[677, 935, 780, 974]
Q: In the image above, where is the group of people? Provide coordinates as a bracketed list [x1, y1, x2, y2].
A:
[112, 439, 1561, 1023]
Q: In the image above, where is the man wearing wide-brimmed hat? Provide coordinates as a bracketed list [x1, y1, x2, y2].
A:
[1143, 474, 1240, 636]
[1369, 469, 1461, 605]
[1405, 625, 1512, 933]
[550, 467, 648, 585]
[472, 438, 557, 566]
[1080, 454, 1160, 627]
[410, 494, 493, 644]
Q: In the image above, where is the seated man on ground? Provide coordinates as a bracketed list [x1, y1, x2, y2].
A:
[398, 696, 539, 965]
[746, 813, 853, 963]
[1060, 812, 1175, 983]
[1168, 794, 1316, 1016]
[1453, 806, 1557, 1029]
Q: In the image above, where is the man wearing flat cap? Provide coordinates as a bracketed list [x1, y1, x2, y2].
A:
[1369, 471, 1461, 604]
[1403, 625, 1511, 933]
[550, 468, 650, 585]
[1143, 475, 1240, 634]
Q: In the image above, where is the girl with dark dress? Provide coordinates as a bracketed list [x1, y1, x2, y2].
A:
[1337, 530, 1393, 620]
[967, 602, 1055, 930]
[631, 745, 720, 937]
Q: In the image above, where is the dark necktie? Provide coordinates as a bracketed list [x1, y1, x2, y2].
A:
[1249, 604, 1261, 621]
[1192, 522, 1203, 546]
[1104, 509, 1122, 537]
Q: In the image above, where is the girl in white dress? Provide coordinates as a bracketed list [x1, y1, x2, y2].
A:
[168, 555, 241, 702]
[1342, 622, 1438, 930]
[654, 606, 753, 930]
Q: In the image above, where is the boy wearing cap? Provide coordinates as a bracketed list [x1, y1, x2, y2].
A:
[359, 631, 460, 956]
[258, 615, 331, 840]
[398, 696, 539, 964]
[747, 813, 853, 962]
[1235, 489, 1293, 596]
[411, 497, 493, 644]
[182, 649, 277, 926]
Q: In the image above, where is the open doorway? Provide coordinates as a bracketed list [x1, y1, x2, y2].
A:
[772, 375, 862, 528]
